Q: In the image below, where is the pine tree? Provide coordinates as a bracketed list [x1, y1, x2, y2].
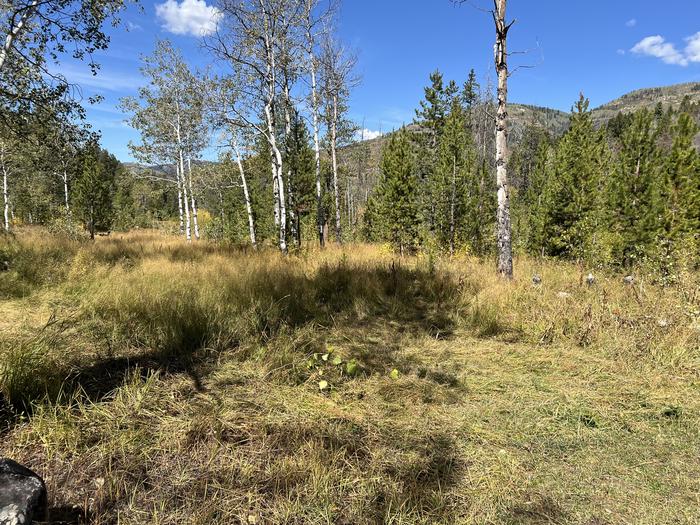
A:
[539, 95, 606, 260]
[607, 108, 663, 265]
[373, 129, 419, 254]
[662, 112, 700, 243]
[73, 142, 117, 239]
[434, 99, 477, 254]
[284, 111, 316, 247]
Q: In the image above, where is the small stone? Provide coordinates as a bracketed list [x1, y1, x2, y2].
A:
[532, 274, 542, 285]
[0, 459, 47, 525]
[623, 275, 634, 285]
[657, 319, 669, 328]
[586, 273, 595, 286]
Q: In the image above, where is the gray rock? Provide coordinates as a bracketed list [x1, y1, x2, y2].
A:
[532, 274, 542, 285]
[0, 459, 47, 525]
[623, 275, 634, 285]
[586, 273, 595, 286]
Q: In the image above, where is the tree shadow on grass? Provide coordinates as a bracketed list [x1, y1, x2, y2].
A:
[2, 259, 462, 424]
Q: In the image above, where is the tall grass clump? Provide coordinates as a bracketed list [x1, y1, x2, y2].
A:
[0, 331, 66, 412]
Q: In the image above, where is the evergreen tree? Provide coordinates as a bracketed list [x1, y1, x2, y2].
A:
[434, 99, 477, 254]
[372, 129, 419, 254]
[539, 95, 607, 260]
[284, 111, 316, 246]
[662, 112, 700, 243]
[73, 142, 118, 239]
[607, 108, 663, 265]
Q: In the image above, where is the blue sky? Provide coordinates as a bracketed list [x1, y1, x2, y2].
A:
[68, 0, 700, 161]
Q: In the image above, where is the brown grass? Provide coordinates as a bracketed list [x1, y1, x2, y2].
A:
[0, 229, 699, 524]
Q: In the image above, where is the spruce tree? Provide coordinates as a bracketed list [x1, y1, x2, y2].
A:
[540, 95, 606, 260]
[434, 99, 477, 254]
[662, 112, 700, 244]
[73, 142, 117, 239]
[284, 112, 316, 246]
[373, 128, 419, 254]
[607, 108, 663, 265]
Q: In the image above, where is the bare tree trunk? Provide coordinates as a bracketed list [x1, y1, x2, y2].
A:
[186, 154, 200, 240]
[494, 0, 513, 279]
[305, 2, 324, 248]
[176, 163, 185, 234]
[62, 170, 70, 219]
[331, 93, 342, 244]
[178, 155, 192, 242]
[233, 140, 257, 249]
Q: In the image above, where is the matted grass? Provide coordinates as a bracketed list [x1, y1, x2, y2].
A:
[1, 229, 699, 524]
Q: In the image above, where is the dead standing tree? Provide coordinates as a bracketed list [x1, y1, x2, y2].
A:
[493, 0, 513, 279]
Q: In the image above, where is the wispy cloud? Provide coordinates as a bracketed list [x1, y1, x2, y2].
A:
[626, 18, 637, 28]
[356, 128, 382, 141]
[51, 64, 143, 92]
[127, 21, 143, 31]
[616, 49, 626, 55]
[155, 0, 222, 37]
[631, 35, 689, 66]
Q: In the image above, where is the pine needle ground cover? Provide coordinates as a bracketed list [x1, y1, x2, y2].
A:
[1, 229, 699, 524]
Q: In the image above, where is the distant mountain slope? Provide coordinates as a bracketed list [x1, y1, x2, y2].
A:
[125, 82, 700, 182]
[591, 82, 700, 125]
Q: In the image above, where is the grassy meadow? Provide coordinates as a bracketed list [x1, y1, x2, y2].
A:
[1, 228, 700, 524]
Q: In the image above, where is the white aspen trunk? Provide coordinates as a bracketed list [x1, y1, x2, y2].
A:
[0, 0, 38, 71]
[305, 6, 324, 248]
[331, 93, 341, 244]
[494, 0, 513, 279]
[176, 163, 185, 234]
[261, 12, 287, 254]
[174, 110, 192, 242]
[186, 154, 200, 240]
[233, 140, 257, 249]
[178, 155, 192, 242]
[62, 169, 70, 219]
[273, 171, 280, 228]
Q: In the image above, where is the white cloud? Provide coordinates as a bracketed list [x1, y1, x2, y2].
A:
[626, 18, 637, 28]
[631, 35, 688, 66]
[685, 32, 700, 63]
[356, 129, 382, 141]
[155, 0, 222, 37]
[616, 49, 626, 55]
[127, 21, 143, 31]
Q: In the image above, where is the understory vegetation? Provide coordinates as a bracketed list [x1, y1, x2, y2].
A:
[1, 229, 699, 524]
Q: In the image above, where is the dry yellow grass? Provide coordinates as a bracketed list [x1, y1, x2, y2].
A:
[1, 229, 699, 524]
